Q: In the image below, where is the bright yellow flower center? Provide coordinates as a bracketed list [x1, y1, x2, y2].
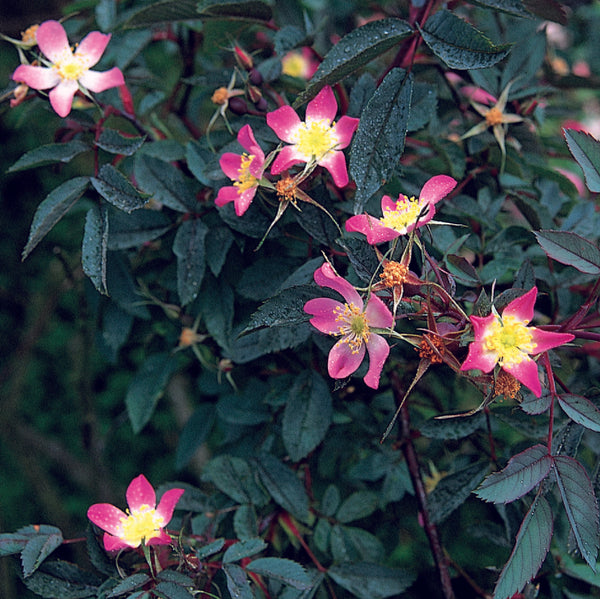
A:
[234, 154, 258, 194]
[483, 315, 536, 367]
[282, 52, 308, 78]
[119, 504, 165, 547]
[334, 302, 370, 354]
[54, 54, 88, 81]
[485, 106, 504, 127]
[293, 119, 338, 160]
[380, 196, 424, 234]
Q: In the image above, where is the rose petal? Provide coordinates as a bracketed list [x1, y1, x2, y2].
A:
[314, 263, 362, 307]
[266, 105, 302, 143]
[502, 287, 537, 324]
[87, 503, 127, 536]
[12, 65, 60, 90]
[270, 145, 304, 174]
[126, 474, 156, 510]
[306, 86, 337, 124]
[328, 337, 365, 379]
[529, 328, 574, 355]
[146, 530, 173, 546]
[363, 333, 390, 389]
[345, 214, 400, 245]
[36, 21, 71, 64]
[156, 488, 185, 523]
[305, 298, 345, 334]
[79, 67, 124, 93]
[238, 124, 264, 162]
[220, 153, 244, 180]
[103, 533, 133, 551]
[419, 174, 457, 205]
[75, 31, 111, 67]
[332, 115, 360, 149]
[364, 294, 394, 329]
[48, 79, 79, 117]
[318, 150, 349, 187]
[503, 357, 541, 397]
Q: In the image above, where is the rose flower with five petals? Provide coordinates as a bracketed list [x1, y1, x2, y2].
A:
[345, 175, 457, 244]
[87, 474, 184, 552]
[304, 263, 393, 389]
[12, 20, 124, 118]
[460, 287, 574, 397]
[266, 86, 359, 188]
[216, 124, 266, 216]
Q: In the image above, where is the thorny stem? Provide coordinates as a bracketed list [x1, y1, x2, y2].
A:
[392, 373, 456, 599]
[542, 352, 557, 453]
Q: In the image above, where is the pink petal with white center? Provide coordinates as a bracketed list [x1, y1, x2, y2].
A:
[146, 530, 173, 546]
[364, 294, 394, 329]
[156, 488, 185, 523]
[270, 145, 304, 174]
[364, 333, 390, 389]
[12, 64, 60, 90]
[49, 79, 79, 117]
[103, 533, 132, 551]
[266, 105, 302, 143]
[314, 263, 362, 307]
[529, 328, 574, 355]
[126, 474, 156, 510]
[79, 67, 125, 93]
[238, 125, 265, 163]
[345, 214, 400, 245]
[220, 153, 244, 180]
[304, 298, 345, 334]
[36, 21, 71, 64]
[332, 115, 360, 149]
[306, 86, 337, 123]
[318, 150, 349, 187]
[87, 503, 127, 536]
[75, 31, 112, 67]
[503, 357, 542, 397]
[502, 287, 537, 324]
[419, 175, 457, 205]
[328, 337, 366, 379]
[460, 314, 499, 373]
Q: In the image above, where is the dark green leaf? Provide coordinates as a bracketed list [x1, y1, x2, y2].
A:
[522, 0, 566, 24]
[205, 226, 234, 277]
[186, 140, 222, 187]
[173, 219, 208, 305]
[557, 394, 600, 433]
[0, 533, 29, 556]
[154, 581, 194, 599]
[274, 26, 307, 56]
[107, 573, 151, 597]
[195, 538, 225, 560]
[475, 445, 551, 504]
[246, 557, 312, 589]
[8, 141, 90, 172]
[282, 370, 332, 462]
[564, 129, 600, 193]
[22, 177, 89, 260]
[237, 257, 299, 301]
[125, 353, 180, 433]
[96, 129, 145, 156]
[176, 404, 215, 469]
[23, 560, 100, 598]
[296, 18, 413, 106]
[330, 525, 384, 563]
[123, 0, 199, 28]
[407, 82, 437, 132]
[321, 485, 341, 517]
[223, 538, 268, 563]
[493, 495, 553, 599]
[234, 505, 258, 540]
[328, 562, 415, 599]
[553, 456, 600, 569]
[337, 238, 380, 283]
[335, 491, 379, 524]
[419, 412, 485, 439]
[469, 0, 532, 17]
[428, 461, 489, 523]
[107, 208, 172, 250]
[91, 164, 150, 213]
[202, 455, 268, 505]
[105, 251, 151, 319]
[418, 10, 511, 69]
[534, 230, 600, 275]
[349, 68, 413, 212]
[500, 30, 546, 92]
[255, 453, 310, 523]
[197, 0, 272, 21]
[82, 205, 109, 295]
[223, 564, 253, 599]
[197, 274, 233, 351]
[134, 154, 197, 213]
[445, 254, 481, 285]
[21, 531, 63, 577]
[217, 390, 270, 426]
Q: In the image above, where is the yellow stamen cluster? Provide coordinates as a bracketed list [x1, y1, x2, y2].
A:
[334, 302, 370, 354]
[293, 119, 338, 160]
[494, 370, 521, 399]
[483, 315, 536, 367]
[276, 175, 298, 202]
[54, 54, 88, 81]
[211, 87, 230, 105]
[234, 154, 258, 194]
[119, 504, 165, 547]
[21, 25, 39, 47]
[485, 106, 504, 127]
[417, 333, 445, 364]
[380, 197, 424, 234]
[380, 261, 409, 288]
[282, 53, 308, 78]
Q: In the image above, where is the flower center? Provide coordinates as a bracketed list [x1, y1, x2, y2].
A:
[211, 87, 229, 105]
[483, 315, 536, 367]
[494, 370, 521, 399]
[282, 53, 308, 78]
[276, 175, 298, 202]
[293, 119, 338, 160]
[234, 153, 258, 193]
[485, 107, 504, 127]
[119, 504, 165, 547]
[380, 261, 409, 288]
[334, 302, 370, 354]
[54, 54, 87, 81]
[380, 196, 424, 234]
[417, 333, 445, 364]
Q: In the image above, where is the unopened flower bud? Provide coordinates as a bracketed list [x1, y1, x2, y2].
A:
[234, 46, 253, 71]
[255, 97, 268, 112]
[228, 96, 248, 115]
[249, 68, 263, 86]
[247, 85, 262, 105]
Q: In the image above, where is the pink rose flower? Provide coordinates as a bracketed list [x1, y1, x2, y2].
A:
[304, 263, 393, 389]
[87, 474, 184, 551]
[266, 86, 359, 187]
[345, 175, 457, 244]
[12, 20, 124, 117]
[460, 287, 574, 397]
[216, 124, 266, 216]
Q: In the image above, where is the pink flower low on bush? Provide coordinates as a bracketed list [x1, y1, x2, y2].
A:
[345, 175, 457, 244]
[304, 263, 393, 389]
[87, 474, 184, 551]
[216, 124, 266, 216]
[12, 20, 124, 117]
[460, 287, 574, 397]
[266, 86, 359, 187]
